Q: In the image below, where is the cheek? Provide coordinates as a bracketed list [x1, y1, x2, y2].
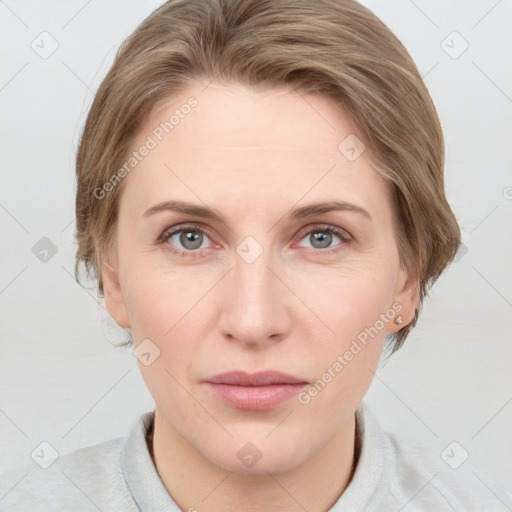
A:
[122, 269, 205, 415]
[290, 264, 395, 412]
[122, 262, 207, 338]
[290, 258, 397, 341]
[121, 265, 213, 400]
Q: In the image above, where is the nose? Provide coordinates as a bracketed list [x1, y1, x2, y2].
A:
[218, 249, 292, 347]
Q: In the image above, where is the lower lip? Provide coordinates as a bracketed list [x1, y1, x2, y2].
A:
[205, 383, 308, 411]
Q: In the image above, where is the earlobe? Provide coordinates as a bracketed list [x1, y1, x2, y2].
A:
[388, 270, 420, 333]
[101, 261, 131, 329]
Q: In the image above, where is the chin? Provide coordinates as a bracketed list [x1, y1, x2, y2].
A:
[200, 432, 312, 476]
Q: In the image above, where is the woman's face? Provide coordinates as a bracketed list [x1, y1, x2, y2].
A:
[103, 81, 418, 475]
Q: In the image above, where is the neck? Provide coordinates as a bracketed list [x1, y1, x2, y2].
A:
[150, 410, 358, 512]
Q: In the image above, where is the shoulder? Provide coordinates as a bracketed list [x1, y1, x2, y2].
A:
[382, 431, 512, 511]
[0, 436, 137, 511]
[346, 402, 512, 511]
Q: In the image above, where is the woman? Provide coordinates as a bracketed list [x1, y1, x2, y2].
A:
[1, 0, 511, 510]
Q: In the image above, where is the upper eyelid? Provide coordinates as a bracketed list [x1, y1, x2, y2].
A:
[295, 223, 350, 239]
[162, 223, 216, 241]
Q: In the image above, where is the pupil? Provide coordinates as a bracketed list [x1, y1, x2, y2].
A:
[181, 231, 202, 249]
[312, 232, 331, 249]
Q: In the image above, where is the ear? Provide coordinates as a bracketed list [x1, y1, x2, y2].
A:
[101, 259, 131, 329]
[386, 267, 420, 334]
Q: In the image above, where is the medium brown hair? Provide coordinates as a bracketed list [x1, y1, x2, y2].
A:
[74, 0, 461, 354]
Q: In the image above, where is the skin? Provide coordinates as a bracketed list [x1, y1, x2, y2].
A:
[101, 80, 419, 511]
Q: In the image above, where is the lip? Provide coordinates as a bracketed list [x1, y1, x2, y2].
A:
[203, 371, 309, 411]
[204, 370, 307, 386]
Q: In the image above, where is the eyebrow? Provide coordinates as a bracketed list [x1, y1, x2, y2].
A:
[143, 199, 372, 223]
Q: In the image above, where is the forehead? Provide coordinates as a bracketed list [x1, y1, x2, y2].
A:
[147, 81, 363, 160]
[120, 81, 392, 222]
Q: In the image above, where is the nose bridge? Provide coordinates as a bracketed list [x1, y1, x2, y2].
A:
[219, 241, 289, 343]
[235, 249, 273, 304]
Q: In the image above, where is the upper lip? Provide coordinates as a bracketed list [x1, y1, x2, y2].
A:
[204, 371, 308, 386]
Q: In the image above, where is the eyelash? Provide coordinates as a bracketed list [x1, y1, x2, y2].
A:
[158, 223, 352, 258]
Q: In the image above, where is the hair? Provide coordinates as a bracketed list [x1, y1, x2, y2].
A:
[74, 0, 461, 355]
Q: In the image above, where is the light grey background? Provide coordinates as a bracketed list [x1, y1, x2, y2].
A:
[1, 0, 511, 494]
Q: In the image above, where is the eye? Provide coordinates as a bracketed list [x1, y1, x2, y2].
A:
[158, 223, 351, 258]
[295, 225, 350, 254]
[159, 224, 213, 257]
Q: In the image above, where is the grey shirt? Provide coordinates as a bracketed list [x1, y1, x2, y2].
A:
[1, 401, 511, 511]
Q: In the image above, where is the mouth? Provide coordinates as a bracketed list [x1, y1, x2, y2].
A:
[202, 371, 309, 411]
